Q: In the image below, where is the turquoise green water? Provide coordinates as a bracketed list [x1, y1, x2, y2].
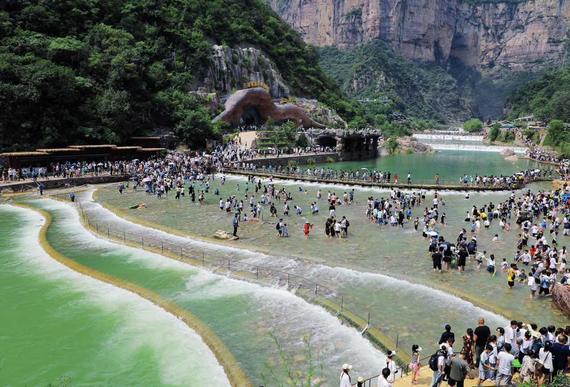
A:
[26, 199, 382, 385]
[0, 207, 228, 386]
[94, 166, 568, 354]
[313, 150, 544, 184]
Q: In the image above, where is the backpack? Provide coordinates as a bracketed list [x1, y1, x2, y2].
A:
[531, 339, 543, 355]
[429, 351, 443, 371]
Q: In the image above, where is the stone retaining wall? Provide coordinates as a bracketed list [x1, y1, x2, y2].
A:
[0, 175, 128, 193]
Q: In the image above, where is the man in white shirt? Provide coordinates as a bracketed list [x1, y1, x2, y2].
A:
[495, 343, 515, 386]
[504, 320, 517, 345]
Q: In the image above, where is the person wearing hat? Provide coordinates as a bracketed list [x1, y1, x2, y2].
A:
[356, 376, 365, 387]
[384, 350, 398, 383]
[339, 363, 352, 387]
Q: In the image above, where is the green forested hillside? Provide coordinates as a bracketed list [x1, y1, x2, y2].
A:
[0, 0, 355, 151]
[506, 66, 570, 122]
[318, 40, 473, 124]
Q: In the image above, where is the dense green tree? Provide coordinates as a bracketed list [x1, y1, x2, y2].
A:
[543, 119, 570, 157]
[0, 0, 357, 151]
[463, 118, 483, 132]
[296, 132, 309, 148]
[507, 66, 570, 122]
[488, 123, 500, 142]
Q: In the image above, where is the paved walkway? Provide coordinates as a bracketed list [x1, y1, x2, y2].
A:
[237, 130, 258, 149]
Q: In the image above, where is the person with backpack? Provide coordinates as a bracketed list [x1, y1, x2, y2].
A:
[430, 344, 447, 387]
[538, 271, 551, 295]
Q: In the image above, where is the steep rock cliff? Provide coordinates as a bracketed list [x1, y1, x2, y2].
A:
[204, 45, 290, 98]
[270, 0, 570, 75]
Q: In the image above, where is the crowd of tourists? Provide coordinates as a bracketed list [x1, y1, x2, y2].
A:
[340, 319, 570, 387]
[426, 188, 570, 292]
[525, 146, 570, 179]
[457, 169, 553, 187]
[0, 160, 131, 182]
[229, 163, 552, 188]
[526, 146, 563, 164]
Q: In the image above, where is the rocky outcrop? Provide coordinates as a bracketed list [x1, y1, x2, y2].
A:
[205, 45, 290, 98]
[552, 284, 570, 317]
[213, 88, 325, 128]
[292, 98, 348, 128]
[268, 0, 570, 76]
[396, 136, 434, 153]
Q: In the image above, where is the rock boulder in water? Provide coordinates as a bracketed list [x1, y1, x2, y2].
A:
[396, 136, 433, 153]
[501, 148, 515, 157]
[213, 230, 239, 240]
[552, 284, 570, 317]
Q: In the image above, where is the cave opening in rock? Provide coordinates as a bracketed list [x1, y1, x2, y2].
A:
[239, 106, 264, 129]
[316, 136, 337, 149]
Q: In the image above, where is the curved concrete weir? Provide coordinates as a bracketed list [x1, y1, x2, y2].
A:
[24, 198, 385, 384]
[3, 205, 231, 386]
[75, 189, 511, 355]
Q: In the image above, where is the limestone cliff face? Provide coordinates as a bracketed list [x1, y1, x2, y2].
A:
[269, 0, 570, 75]
[204, 45, 290, 98]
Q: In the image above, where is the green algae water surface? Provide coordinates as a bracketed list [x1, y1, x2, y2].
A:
[0, 205, 229, 386]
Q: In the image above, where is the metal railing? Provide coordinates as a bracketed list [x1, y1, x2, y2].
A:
[352, 355, 431, 386]
[64, 197, 417, 375]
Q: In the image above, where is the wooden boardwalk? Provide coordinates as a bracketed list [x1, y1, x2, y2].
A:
[225, 169, 551, 192]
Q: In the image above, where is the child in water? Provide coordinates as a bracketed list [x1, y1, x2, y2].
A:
[303, 221, 314, 239]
